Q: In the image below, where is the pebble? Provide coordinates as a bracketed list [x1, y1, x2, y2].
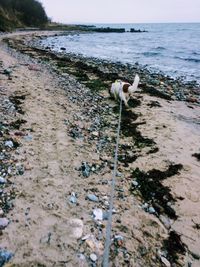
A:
[87, 194, 99, 202]
[0, 176, 7, 184]
[114, 235, 124, 247]
[160, 256, 171, 267]
[91, 131, 99, 137]
[90, 253, 97, 262]
[5, 140, 14, 148]
[142, 203, 149, 210]
[148, 206, 156, 214]
[24, 134, 33, 141]
[0, 218, 9, 230]
[132, 180, 139, 187]
[69, 192, 77, 204]
[0, 249, 14, 266]
[69, 218, 84, 239]
[81, 162, 90, 177]
[116, 171, 122, 177]
[3, 68, 12, 75]
[16, 165, 24, 175]
[93, 208, 103, 221]
[78, 253, 85, 260]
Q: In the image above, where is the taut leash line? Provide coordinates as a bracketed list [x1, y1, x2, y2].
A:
[102, 98, 123, 267]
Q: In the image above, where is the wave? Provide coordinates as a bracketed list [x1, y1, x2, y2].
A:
[192, 51, 200, 56]
[155, 46, 166, 51]
[143, 51, 160, 57]
[175, 56, 200, 63]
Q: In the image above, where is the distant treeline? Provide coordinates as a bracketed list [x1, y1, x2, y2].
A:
[0, 0, 48, 31]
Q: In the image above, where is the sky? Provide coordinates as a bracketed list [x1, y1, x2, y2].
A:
[40, 0, 200, 24]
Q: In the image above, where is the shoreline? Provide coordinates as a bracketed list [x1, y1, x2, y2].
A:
[0, 31, 200, 266]
[5, 31, 200, 104]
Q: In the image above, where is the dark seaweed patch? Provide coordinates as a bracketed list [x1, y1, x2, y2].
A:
[147, 147, 159, 154]
[56, 61, 67, 68]
[73, 71, 89, 81]
[141, 85, 172, 100]
[9, 119, 27, 130]
[9, 94, 26, 114]
[192, 153, 200, 161]
[163, 231, 186, 263]
[118, 143, 139, 167]
[0, 187, 16, 213]
[85, 79, 107, 91]
[127, 98, 141, 108]
[131, 164, 183, 218]
[118, 153, 138, 167]
[114, 107, 156, 148]
[75, 61, 98, 73]
[147, 100, 162, 108]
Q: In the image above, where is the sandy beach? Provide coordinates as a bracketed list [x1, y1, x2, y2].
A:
[0, 31, 200, 267]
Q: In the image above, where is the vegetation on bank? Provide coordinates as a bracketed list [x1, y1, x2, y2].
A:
[0, 0, 148, 33]
[0, 0, 48, 31]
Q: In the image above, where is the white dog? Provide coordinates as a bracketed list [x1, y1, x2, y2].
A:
[109, 74, 140, 107]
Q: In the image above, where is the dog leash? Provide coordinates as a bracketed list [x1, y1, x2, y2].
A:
[102, 97, 123, 267]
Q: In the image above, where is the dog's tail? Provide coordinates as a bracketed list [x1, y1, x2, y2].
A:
[128, 74, 140, 93]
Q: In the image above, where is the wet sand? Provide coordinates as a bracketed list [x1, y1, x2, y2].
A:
[0, 31, 200, 267]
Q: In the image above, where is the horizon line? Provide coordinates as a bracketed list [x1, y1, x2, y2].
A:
[55, 21, 200, 25]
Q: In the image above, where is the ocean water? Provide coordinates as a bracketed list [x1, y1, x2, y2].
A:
[40, 23, 200, 83]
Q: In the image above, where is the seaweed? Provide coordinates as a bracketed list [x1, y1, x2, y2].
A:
[9, 119, 27, 130]
[141, 85, 172, 100]
[147, 100, 162, 108]
[128, 98, 141, 108]
[163, 231, 186, 263]
[192, 153, 200, 161]
[9, 94, 26, 114]
[131, 164, 183, 218]
[113, 107, 156, 148]
[147, 147, 159, 154]
[118, 153, 138, 167]
[85, 79, 107, 91]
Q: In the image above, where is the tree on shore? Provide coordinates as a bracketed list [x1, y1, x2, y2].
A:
[0, 0, 48, 30]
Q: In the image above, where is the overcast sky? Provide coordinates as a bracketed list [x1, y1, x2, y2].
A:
[40, 0, 200, 24]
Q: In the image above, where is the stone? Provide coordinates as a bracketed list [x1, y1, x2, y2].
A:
[83, 235, 104, 255]
[0, 218, 9, 230]
[81, 162, 90, 177]
[148, 206, 156, 214]
[132, 180, 139, 187]
[5, 140, 14, 148]
[69, 193, 77, 204]
[3, 68, 12, 75]
[116, 171, 122, 177]
[86, 194, 99, 202]
[160, 256, 171, 267]
[93, 208, 103, 221]
[24, 135, 33, 141]
[114, 235, 124, 247]
[69, 218, 84, 239]
[0, 176, 6, 184]
[90, 253, 97, 262]
[0, 249, 14, 266]
[142, 203, 149, 210]
[91, 131, 99, 137]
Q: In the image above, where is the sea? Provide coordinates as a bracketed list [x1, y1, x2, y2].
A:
[40, 23, 200, 83]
